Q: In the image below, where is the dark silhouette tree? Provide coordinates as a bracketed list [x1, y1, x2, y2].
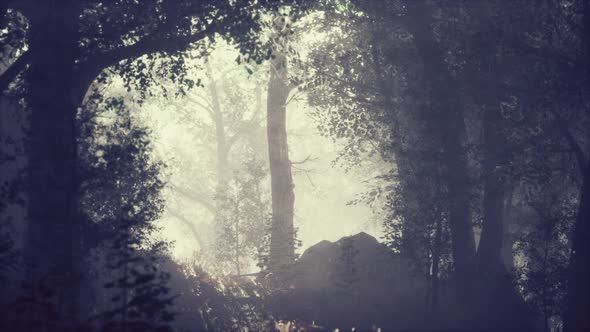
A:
[77, 96, 174, 331]
[0, 1, 310, 328]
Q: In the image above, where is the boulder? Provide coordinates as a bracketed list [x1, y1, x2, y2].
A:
[269, 232, 430, 331]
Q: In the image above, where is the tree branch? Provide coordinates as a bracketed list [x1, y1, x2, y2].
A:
[168, 182, 216, 214]
[291, 154, 317, 165]
[166, 208, 205, 249]
[5, 0, 34, 17]
[0, 50, 30, 94]
[226, 119, 259, 151]
[79, 21, 220, 87]
[184, 93, 214, 117]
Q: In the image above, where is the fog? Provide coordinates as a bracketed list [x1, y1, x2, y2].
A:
[145, 61, 384, 261]
[128, 41, 386, 265]
[1, 1, 589, 331]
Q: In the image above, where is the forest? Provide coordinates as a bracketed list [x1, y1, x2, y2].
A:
[0, 0, 589, 331]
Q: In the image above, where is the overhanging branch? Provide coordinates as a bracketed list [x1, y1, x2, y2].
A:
[0, 50, 30, 94]
[168, 182, 216, 214]
[166, 208, 205, 248]
[79, 21, 220, 87]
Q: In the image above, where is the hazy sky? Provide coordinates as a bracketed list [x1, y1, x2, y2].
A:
[123, 42, 387, 269]
[146, 94, 384, 263]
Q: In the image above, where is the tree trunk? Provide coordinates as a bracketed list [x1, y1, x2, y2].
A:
[562, 1, 590, 331]
[235, 206, 241, 276]
[206, 62, 230, 195]
[24, 2, 81, 329]
[501, 188, 517, 271]
[467, 0, 510, 277]
[430, 215, 442, 316]
[564, 149, 590, 332]
[266, 39, 295, 273]
[369, 36, 444, 319]
[478, 106, 505, 274]
[204, 61, 231, 232]
[404, 1, 477, 296]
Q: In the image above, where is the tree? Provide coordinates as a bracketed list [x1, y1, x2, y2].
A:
[266, 13, 297, 274]
[214, 158, 271, 275]
[144, 44, 270, 272]
[0, 1, 308, 327]
[514, 179, 576, 332]
[78, 96, 174, 331]
[564, 2, 590, 331]
[303, 1, 583, 329]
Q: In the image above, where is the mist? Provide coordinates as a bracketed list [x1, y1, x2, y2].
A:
[1, 1, 589, 331]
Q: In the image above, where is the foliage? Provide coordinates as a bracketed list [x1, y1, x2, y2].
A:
[0, 274, 60, 331]
[164, 259, 276, 332]
[78, 97, 175, 331]
[301, 0, 455, 298]
[0, 219, 17, 280]
[99, 245, 175, 332]
[514, 180, 577, 329]
[1, 0, 589, 330]
[214, 157, 272, 275]
[301, 0, 589, 326]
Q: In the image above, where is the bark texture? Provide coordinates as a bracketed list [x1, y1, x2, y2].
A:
[266, 38, 295, 273]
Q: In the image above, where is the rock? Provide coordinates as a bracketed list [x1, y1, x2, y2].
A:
[269, 232, 430, 331]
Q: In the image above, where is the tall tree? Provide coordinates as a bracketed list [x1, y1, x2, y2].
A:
[564, 2, 590, 330]
[267, 14, 296, 273]
[0, 1, 305, 327]
[79, 98, 173, 331]
[305, 1, 542, 328]
[399, 0, 478, 307]
[157, 47, 269, 272]
[23, 2, 81, 328]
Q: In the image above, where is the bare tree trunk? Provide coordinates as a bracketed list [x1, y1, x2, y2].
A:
[266, 32, 295, 273]
[235, 216, 241, 276]
[206, 62, 230, 205]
